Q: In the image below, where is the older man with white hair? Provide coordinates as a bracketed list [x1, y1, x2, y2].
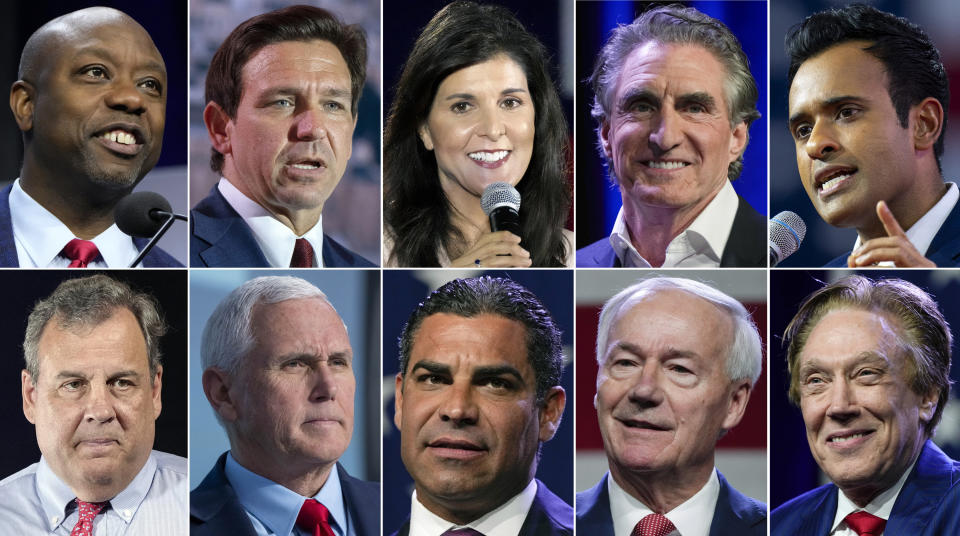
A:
[191, 275, 379, 536]
[577, 277, 766, 536]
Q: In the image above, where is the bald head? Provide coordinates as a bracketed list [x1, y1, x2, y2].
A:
[19, 7, 161, 83]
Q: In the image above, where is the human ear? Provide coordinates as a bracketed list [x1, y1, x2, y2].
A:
[418, 123, 435, 151]
[912, 97, 943, 152]
[21, 369, 37, 424]
[538, 386, 566, 442]
[202, 367, 238, 422]
[394, 373, 404, 430]
[204, 101, 233, 156]
[10, 80, 35, 132]
[599, 120, 612, 158]
[728, 121, 749, 162]
[721, 380, 753, 432]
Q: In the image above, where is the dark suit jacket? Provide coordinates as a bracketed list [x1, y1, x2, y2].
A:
[825, 197, 960, 267]
[190, 453, 380, 536]
[0, 184, 181, 267]
[190, 186, 375, 267]
[389, 479, 573, 536]
[576, 195, 765, 267]
[576, 471, 765, 536]
[771, 440, 960, 535]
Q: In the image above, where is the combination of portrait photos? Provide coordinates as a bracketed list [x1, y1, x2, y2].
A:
[0, 1, 958, 535]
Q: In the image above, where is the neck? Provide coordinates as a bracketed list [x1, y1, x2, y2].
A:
[610, 460, 713, 514]
[838, 437, 925, 508]
[19, 166, 124, 239]
[441, 178, 491, 259]
[857, 179, 947, 242]
[416, 477, 530, 526]
[231, 447, 334, 497]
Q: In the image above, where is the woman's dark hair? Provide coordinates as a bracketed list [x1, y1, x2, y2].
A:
[384, 1, 570, 267]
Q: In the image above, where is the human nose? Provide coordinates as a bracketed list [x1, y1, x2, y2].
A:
[626, 362, 664, 408]
[104, 79, 146, 115]
[804, 120, 841, 160]
[477, 106, 505, 140]
[648, 108, 682, 154]
[309, 363, 339, 401]
[84, 383, 116, 424]
[294, 108, 327, 141]
[438, 381, 478, 425]
[825, 379, 859, 422]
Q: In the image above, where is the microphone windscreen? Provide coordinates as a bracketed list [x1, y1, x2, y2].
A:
[770, 211, 807, 263]
[480, 182, 521, 216]
[115, 191, 172, 238]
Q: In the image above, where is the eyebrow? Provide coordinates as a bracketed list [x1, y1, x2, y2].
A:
[74, 46, 166, 76]
[677, 91, 716, 108]
[442, 87, 529, 101]
[788, 94, 866, 124]
[472, 364, 526, 385]
[798, 351, 890, 376]
[54, 369, 141, 380]
[262, 86, 351, 98]
[410, 360, 450, 375]
[275, 349, 353, 363]
[607, 341, 700, 362]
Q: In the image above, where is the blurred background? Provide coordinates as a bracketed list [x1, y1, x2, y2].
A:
[575, 0, 768, 249]
[771, 0, 960, 266]
[0, 1, 187, 264]
[189, 269, 381, 488]
[575, 269, 768, 503]
[190, 0, 381, 264]
[770, 270, 960, 509]
[381, 269, 573, 533]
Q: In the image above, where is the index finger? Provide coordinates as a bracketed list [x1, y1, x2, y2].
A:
[877, 200, 907, 238]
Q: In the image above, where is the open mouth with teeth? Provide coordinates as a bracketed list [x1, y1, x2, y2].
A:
[468, 150, 510, 168]
[619, 418, 671, 431]
[827, 430, 874, 447]
[817, 168, 857, 196]
[96, 128, 143, 156]
[645, 160, 689, 170]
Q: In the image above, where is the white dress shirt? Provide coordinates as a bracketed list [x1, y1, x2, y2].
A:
[9, 178, 140, 267]
[850, 182, 958, 266]
[829, 459, 916, 536]
[408, 479, 538, 536]
[610, 180, 738, 268]
[0, 450, 187, 535]
[609, 469, 721, 536]
[218, 178, 325, 267]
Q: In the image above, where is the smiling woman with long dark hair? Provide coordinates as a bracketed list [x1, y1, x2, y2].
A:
[383, 1, 572, 267]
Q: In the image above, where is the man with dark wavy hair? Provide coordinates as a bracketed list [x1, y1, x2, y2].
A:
[191, 5, 373, 268]
[772, 275, 959, 534]
[786, 5, 956, 267]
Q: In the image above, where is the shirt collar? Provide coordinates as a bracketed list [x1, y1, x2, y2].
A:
[10, 178, 139, 267]
[831, 457, 917, 533]
[609, 180, 738, 268]
[608, 469, 720, 536]
[36, 452, 157, 532]
[224, 452, 346, 536]
[851, 182, 958, 264]
[218, 178, 324, 268]
[409, 480, 537, 536]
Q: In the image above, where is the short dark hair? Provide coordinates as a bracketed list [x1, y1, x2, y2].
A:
[784, 275, 953, 436]
[589, 3, 760, 181]
[786, 4, 949, 170]
[398, 276, 563, 403]
[23, 275, 167, 382]
[205, 4, 367, 173]
[384, 1, 571, 267]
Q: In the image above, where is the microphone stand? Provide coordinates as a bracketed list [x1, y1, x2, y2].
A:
[128, 211, 188, 268]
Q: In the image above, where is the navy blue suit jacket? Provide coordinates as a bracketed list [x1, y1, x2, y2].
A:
[389, 479, 572, 536]
[576, 195, 765, 267]
[0, 184, 181, 267]
[772, 440, 960, 535]
[825, 197, 960, 267]
[190, 186, 375, 267]
[576, 471, 765, 536]
[190, 453, 380, 536]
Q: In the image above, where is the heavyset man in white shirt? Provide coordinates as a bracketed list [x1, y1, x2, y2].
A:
[577, 277, 766, 536]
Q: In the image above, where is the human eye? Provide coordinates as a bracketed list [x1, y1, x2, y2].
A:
[415, 372, 449, 387]
[793, 123, 812, 141]
[60, 379, 85, 392]
[667, 363, 693, 374]
[282, 358, 308, 370]
[324, 100, 347, 113]
[112, 378, 136, 391]
[80, 65, 109, 80]
[836, 106, 861, 121]
[138, 78, 163, 96]
[451, 101, 472, 114]
[501, 96, 523, 110]
[480, 376, 516, 391]
[328, 356, 351, 368]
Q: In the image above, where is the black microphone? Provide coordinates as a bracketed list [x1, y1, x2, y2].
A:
[480, 182, 521, 236]
[769, 211, 806, 266]
[114, 191, 187, 267]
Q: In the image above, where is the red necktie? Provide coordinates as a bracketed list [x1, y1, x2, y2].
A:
[70, 500, 107, 536]
[290, 238, 314, 267]
[844, 511, 886, 535]
[296, 499, 335, 536]
[632, 513, 677, 536]
[62, 239, 100, 268]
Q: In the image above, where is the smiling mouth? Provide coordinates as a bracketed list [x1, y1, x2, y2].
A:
[644, 160, 689, 170]
[468, 150, 509, 163]
[827, 430, 874, 445]
[95, 128, 144, 156]
[619, 418, 670, 431]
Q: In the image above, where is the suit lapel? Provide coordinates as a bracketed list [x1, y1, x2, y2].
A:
[576, 474, 615, 536]
[886, 441, 954, 535]
[190, 454, 259, 536]
[192, 187, 270, 267]
[720, 196, 766, 267]
[924, 199, 960, 265]
[0, 184, 20, 266]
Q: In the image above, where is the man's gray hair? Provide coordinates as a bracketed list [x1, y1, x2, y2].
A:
[23, 274, 166, 381]
[201, 276, 334, 374]
[589, 4, 760, 180]
[596, 277, 763, 386]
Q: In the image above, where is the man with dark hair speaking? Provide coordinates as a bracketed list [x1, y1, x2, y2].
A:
[772, 276, 960, 534]
[786, 5, 957, 267]
[191, 5, 374, 268]
[390, 276, 572, 535]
